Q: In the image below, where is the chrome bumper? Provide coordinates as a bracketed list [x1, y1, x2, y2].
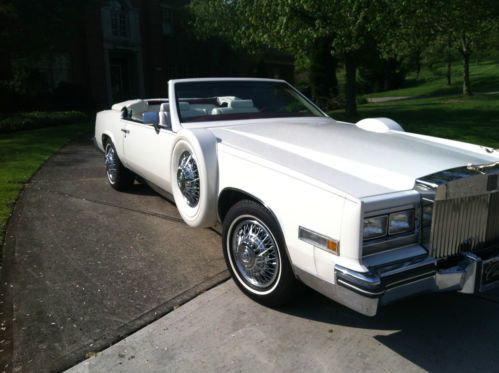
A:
[295, 246, 499, 317]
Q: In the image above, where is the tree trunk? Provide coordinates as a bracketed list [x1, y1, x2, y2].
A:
[461, 34, 472, 95]
[309, 38, 338, 103]
[344, 54, 357, 118]
[415, 53, 421, 81]
[446, 36, 452, 86]
[446, 58, 452, 86]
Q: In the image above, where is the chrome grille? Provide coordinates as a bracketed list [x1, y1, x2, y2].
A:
[430, 192, 499, 258]
[487, 192, 499, 242]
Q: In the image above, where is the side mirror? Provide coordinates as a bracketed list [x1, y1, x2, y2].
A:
[120, 107, 128, 119]
[153, 121, 161, 134]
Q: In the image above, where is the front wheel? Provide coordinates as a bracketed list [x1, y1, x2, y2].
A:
[222, 200, 298, 307]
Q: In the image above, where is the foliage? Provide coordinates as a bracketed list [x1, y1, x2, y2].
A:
[0, 122, 91, 243]
[379, 0, 499, 95]
[0, 111, 88, 133]
[190, 0, 387, 116]
[190, 0, 498, 112]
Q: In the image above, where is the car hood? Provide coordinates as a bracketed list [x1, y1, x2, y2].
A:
[209, 117, 498, 199]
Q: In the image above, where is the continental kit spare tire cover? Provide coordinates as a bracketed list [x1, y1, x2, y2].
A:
[171, 129, 218, 227]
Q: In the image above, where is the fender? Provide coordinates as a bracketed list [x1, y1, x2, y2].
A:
[96, 109, 128, 163]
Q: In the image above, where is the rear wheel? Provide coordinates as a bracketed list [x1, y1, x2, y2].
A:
[222, 199, 298, 306]
[104, 142, 134, 191]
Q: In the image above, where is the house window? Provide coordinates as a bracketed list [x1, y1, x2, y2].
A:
[161, 7, 174, 35]
[110, 0, 129, 38]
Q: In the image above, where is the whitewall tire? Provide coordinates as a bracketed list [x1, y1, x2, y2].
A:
[222, 199, 298, 306]
[171, 129, 218, 228]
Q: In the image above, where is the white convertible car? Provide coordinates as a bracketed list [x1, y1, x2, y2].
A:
[95, 78, 499, 316]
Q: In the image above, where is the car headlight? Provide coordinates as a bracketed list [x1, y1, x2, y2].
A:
[388, 209, 415, 235]
[363, 215, 388, 240]
[364, 209, 415, 241]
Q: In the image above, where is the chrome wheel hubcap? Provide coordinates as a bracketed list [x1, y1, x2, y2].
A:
[105, 145, 118, 183]
[177, 151, 200, 207]
[231, 218, 279, 289]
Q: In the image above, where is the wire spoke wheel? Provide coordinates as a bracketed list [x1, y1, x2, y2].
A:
[105, 144, 119, 184]
[177, 151, 200, 207]
[230, 218, 280, 289]
[104, 142, 134, 190]
[223, 200, 298, 306]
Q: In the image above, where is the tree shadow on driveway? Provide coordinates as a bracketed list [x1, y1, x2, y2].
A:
[280, 287, 499, 372]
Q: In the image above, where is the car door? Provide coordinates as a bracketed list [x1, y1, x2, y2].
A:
[122, 119, 175, 193]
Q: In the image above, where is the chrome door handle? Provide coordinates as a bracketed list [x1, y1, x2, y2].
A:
[121, 128, 130, 134]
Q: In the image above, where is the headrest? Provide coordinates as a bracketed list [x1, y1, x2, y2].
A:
[179, 101, 190, 111]
[217, 96, 237, 105]
[229, 99, 254, 108]
[160, 103, 169, 112]
[126, 99, 148, 114]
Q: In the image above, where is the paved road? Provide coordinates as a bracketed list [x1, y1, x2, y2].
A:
[67, 280, 499, 373]
[0, 137, 228, 372]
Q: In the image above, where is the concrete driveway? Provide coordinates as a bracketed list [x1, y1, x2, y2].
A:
[0, 137, 228, 372]
[67, 280, 499, 373]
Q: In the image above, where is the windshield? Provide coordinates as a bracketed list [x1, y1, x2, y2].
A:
[174, 80, 325, 123]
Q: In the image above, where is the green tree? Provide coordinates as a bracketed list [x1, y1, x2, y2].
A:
[381, 0, 499, 96]
[190, 0, 384, 117]
[445, 0, 499, 95]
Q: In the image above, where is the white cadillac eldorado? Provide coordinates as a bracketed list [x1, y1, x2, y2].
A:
[94, 78, 499, 316]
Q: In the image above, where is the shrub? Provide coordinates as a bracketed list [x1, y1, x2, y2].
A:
[0, 111, 88, 134]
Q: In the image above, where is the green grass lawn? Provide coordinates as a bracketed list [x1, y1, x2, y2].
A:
[366, 60, 499, 98]
[0, 122, 92, 242]
[332, 95, 499, 148]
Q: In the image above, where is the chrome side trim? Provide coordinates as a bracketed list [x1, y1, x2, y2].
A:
[377, 255, 436, 278]
[335, 265, 381, 287]
[384, 271, 436, 289]
[336, 279, 384, 297]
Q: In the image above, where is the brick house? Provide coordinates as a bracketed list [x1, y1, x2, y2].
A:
[4, 0, 294, 110]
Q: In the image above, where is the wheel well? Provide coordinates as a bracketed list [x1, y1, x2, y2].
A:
[218, 188, 262, 223]
[102, 134, 111, 147]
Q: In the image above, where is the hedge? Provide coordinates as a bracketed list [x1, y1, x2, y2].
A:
[0, 111, 89, 134]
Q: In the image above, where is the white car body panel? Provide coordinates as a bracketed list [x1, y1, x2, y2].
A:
[123, 121, 175, 192]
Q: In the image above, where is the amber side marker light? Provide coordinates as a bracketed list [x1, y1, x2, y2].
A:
[298, 226, 340, 255]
